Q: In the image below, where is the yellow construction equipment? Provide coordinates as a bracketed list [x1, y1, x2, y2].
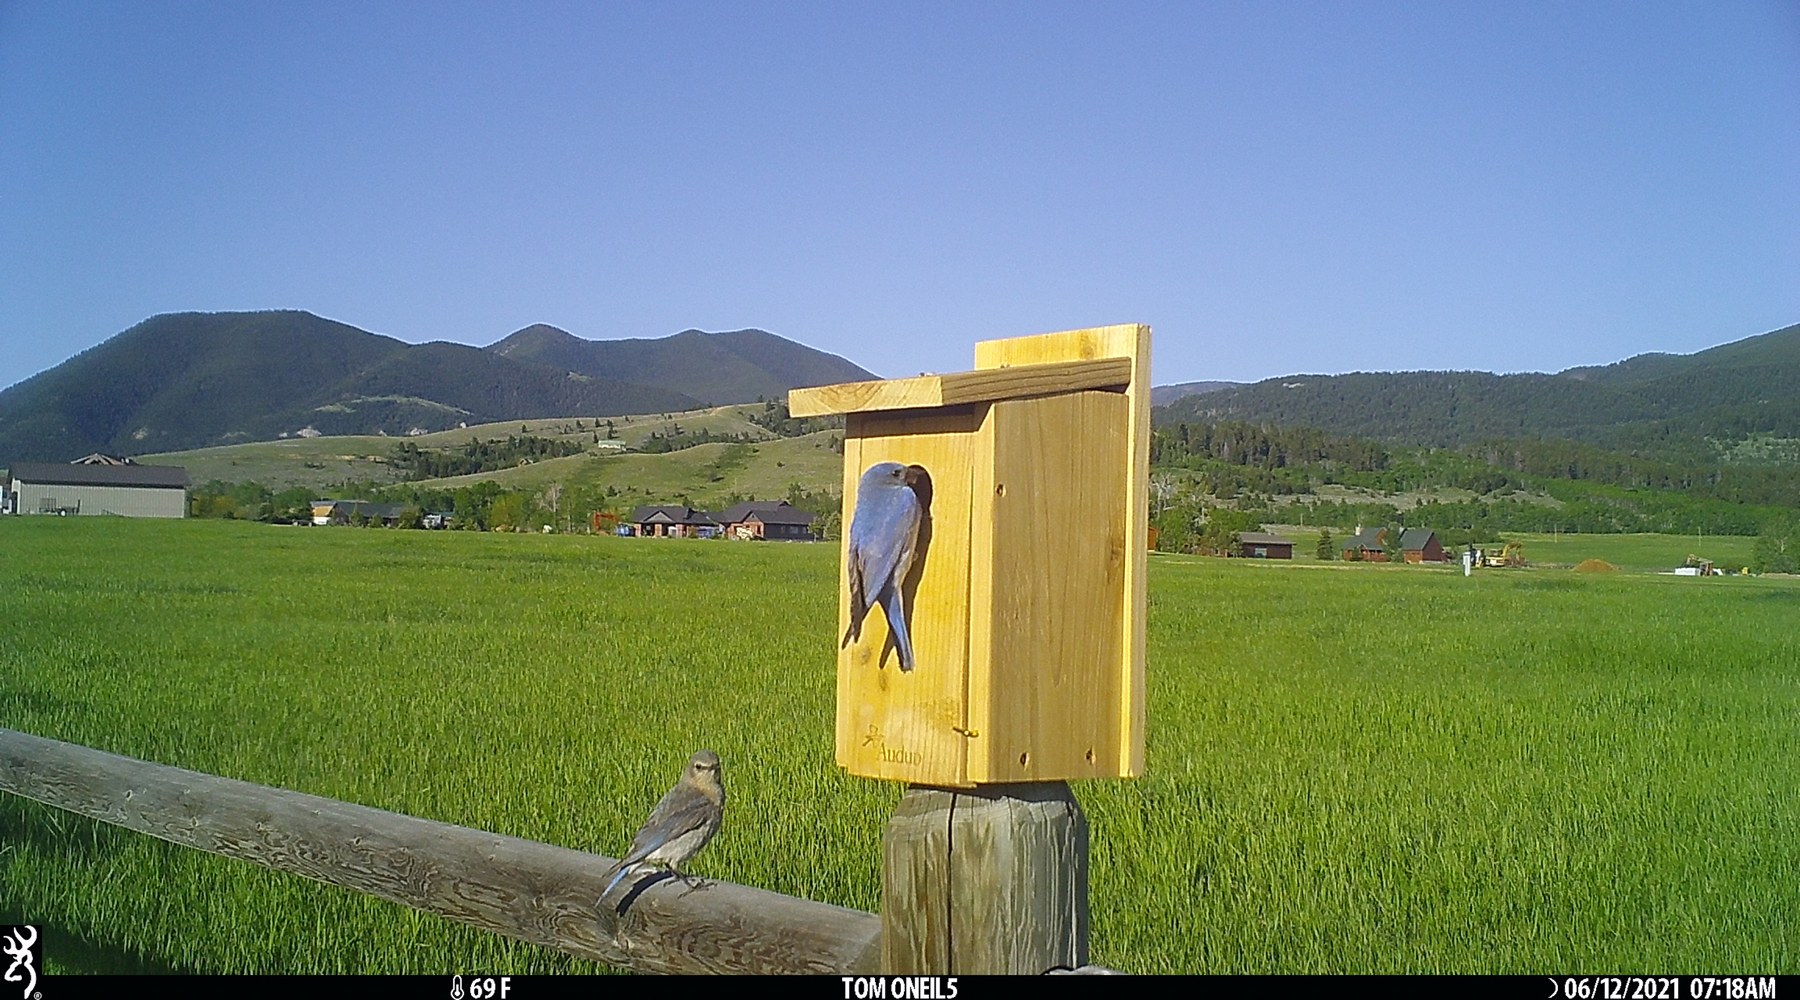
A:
[1481, 541, 1525, 568]
[1680, 555, 1719, 576]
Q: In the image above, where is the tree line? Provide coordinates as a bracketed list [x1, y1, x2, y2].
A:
[389, 435, 587, 479]
[186, 475, 845, 540]
[1152, 421, 1388, 473]
[1151, 419, 1799, 538]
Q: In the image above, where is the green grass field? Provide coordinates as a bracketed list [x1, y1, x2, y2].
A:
[1, 519, 1795, 973]
[1503, 532, 1759, 573]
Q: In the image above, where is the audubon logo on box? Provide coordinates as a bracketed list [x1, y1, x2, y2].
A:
[1, 926, 38, 1000]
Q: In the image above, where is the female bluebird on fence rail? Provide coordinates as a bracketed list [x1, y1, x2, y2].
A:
[844, 461, 926, 671]
[598, 750, 725, 901]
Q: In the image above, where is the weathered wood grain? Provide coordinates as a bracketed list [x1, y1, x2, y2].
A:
[0, 727, 879, 975]
[881, 783, 1088, 974]
[788, 357, 1131, 417]
[880, 787, 954, 973]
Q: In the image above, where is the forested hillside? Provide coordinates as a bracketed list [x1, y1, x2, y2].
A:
[1147, 322, 1800, 548]
[1152, 417, 1800, 545]
[1157, 322, 1800, 461]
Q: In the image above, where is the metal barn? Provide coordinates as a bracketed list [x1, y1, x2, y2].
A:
[6, 462, 190, 518]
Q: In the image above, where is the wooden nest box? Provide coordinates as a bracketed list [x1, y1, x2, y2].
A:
[789, 324, 1150, 787]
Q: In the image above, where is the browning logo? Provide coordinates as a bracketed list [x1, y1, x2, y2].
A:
[1, 926, 38, 1000]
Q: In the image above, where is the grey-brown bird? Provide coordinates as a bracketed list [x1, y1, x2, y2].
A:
[599, 750, 725, 901]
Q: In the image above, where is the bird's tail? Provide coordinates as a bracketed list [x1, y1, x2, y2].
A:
[599, 860, 635, 901]
[880, 586, 915, 672]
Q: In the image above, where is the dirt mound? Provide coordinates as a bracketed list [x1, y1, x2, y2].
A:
[1573, 559, 1618, 572]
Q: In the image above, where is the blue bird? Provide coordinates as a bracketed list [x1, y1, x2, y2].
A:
[598, 750, 725, 902]
[844, 461, 926, 671]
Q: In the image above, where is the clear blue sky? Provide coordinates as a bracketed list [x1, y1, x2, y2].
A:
[2, 1, 1796, 391]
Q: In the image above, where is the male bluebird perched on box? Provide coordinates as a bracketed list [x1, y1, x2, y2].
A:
[598, 750, 725, 901]
[844, 461, 926, 671]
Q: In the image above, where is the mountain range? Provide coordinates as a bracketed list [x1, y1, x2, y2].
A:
[1155, 322, 1800, 464]
[6, 309, 1796, 472]
[0, 311, 876, 463]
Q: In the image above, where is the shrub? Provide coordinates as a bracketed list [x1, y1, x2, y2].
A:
[1750, 516, 1798, 574]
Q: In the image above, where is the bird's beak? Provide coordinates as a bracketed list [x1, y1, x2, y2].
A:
[903, 465, 925, 486]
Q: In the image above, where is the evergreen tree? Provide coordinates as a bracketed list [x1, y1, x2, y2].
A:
[1381, 524, 1405, 563]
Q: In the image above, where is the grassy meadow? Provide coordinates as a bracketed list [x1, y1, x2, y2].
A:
[1502, 531, 1759, 573]
[138, 404, 841, 500]
[1, 518, 1795, 973]
[417, 430, 844, 503]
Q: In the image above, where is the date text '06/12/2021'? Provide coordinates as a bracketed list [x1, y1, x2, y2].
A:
[1552, 979, 1777, 1000]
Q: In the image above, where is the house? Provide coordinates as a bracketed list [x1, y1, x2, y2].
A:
[1398, 528, 1447, 563]
[6, 460, 190, 518]
[713, 500, 817, 541]
[1237, 531, 1293, 559]
[713, 500, 787, 531]
[1339, 526, 1447, 563]
[628, 505, 720, 538]
[1340, 527, 1390, 561]
[311, 500, 407, 526]
[623, 500, 816, 540]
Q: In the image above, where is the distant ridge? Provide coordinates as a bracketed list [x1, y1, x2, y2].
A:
[486, 323, 876, 407]
[1154, 322, 1800, 459]
[1150, 381, 1241, 407]
[1558, 322, 1800, 384]
[0, 311, 879, 463]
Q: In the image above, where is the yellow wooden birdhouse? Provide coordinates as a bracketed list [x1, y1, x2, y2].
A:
[788, 324, 1150, 787]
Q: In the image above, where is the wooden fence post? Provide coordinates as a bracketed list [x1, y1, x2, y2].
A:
[881, 781, 1088, 974]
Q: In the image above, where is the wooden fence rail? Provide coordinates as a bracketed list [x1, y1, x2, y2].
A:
[0, 728, 880, 975]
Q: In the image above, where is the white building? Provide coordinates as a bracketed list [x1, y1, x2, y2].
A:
[5, 461, 190, 518]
